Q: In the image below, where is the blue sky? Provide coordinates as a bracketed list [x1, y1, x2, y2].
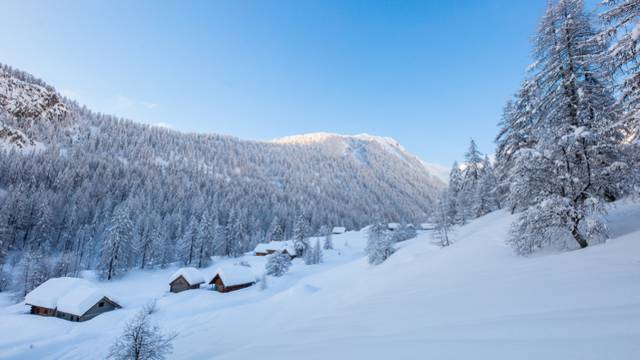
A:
[0, 0, 551, 166]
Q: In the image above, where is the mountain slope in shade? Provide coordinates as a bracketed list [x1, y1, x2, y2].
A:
[0, 64, 443, 245]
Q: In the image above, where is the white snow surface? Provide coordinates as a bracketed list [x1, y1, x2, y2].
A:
[168, 267, 205, 286]
[2, 200, 640, 359]
[24, 277, 115, 316]
[212, 266, 257, 287]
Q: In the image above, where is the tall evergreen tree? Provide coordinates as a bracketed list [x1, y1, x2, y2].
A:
[506, 0, 628, 253]
[293, 213, 310, 257]
[366, 223, 394, 265]
[99, 204, 134, 280]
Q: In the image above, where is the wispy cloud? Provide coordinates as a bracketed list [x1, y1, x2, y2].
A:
[141, 101, 158, 109]
[114, 94, 158, 110]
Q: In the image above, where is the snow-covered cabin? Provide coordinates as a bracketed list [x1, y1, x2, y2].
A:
[209, 266, 256, 293]
[253, 241, 297, 258]
[169, 267, 205, 293]
[332, 226, 346, 234]
[387, 223, 401, 231]
[420, 222, 435, 230]
[25, 277, 121, 322]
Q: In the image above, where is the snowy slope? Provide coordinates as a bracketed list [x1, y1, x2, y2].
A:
[1, 202, 640, 359]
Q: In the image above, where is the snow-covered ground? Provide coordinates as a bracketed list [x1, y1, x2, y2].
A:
[1, 201, 640, 359]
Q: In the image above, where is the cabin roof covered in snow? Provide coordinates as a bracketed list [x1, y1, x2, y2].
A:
[332, 226, 346, 234]
[25, 277, 118, 316]
[211, 266, 256, 286]
[169, 267, 205, 285]
[254, 241, 296, 254]
[387, 222, 401, 229]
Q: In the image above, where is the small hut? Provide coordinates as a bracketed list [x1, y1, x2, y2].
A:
[209, 266, 256, 293]
[387, 223, 401, 231]
[332, 226, 346, 234]
[25, 277, 121, 322]
[169, 267, 205, 293]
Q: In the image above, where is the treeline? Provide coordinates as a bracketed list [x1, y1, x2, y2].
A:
[438, 0, 640, 255]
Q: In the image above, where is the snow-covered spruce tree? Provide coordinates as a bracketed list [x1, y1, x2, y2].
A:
[108, 310, 176, 360]
[366, 223, 394, 265]
[506, 0, 629, 254]
[267, 217, 284, 242]
[227, 208, 248, 257]
[495, 80, 541, 212]
[293, 213, 310, 257]
[212, 220, 228, 256]
[32, 201, 54, 249]
[446, 162, 463, 223]
[265, 252, 291, 277]
[457, 139, 484, 222]
[433, 195, 452, 247]
[600, 0, 640, 140]
[177, 216, 198, 265]
[195, 212, 213, 268]
[99, 204, 134, 280]
[473, 156, 501, 217]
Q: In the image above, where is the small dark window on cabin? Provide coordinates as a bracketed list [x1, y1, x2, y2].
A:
[99, 302, 104, 307]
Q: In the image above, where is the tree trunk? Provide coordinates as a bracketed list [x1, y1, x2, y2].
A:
[571, 226, 589, 249]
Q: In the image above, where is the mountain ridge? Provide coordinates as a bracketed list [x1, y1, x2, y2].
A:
[0, 63, 443, 266]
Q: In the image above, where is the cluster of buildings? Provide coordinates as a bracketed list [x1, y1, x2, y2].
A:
[24, 223, 432, 323]
[25, 265, 257, 323]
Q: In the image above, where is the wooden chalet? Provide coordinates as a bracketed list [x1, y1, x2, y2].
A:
[209, 266, 256, 293]
[169, 267, 205, 293]
[25, 277, 121, 322]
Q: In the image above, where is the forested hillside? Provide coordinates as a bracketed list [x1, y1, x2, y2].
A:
[0, 63, 442, 292]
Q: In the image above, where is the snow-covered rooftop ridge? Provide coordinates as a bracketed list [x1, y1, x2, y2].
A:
[25, 277, 116, 316]
[169, 267, 205, 285]
[212, 266, 256, 286]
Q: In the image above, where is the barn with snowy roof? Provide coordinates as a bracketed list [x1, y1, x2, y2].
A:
[209, 266, 256, 293]
[25, 277, 121, 322]
[169, 267, 205, 293]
